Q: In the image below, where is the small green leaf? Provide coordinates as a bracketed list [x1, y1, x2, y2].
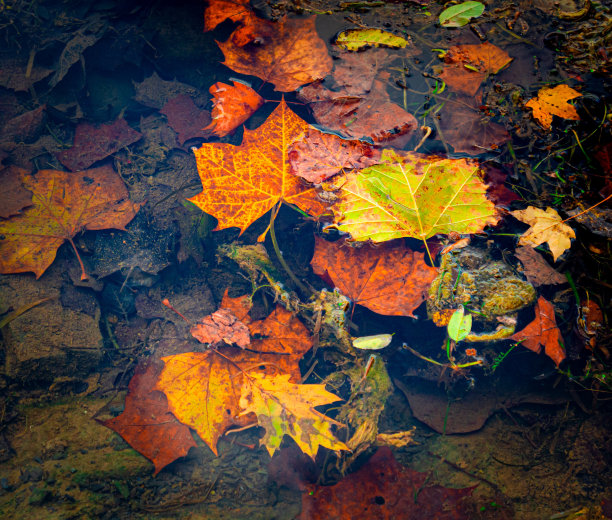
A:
[352, 333, 393, 350]
[447, 306, 472, 342]
[439, 1, 485, 28]
[335, 29, 408, 51]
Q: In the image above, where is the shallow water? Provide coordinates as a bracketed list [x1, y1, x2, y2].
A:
[0, 0, 611, 518]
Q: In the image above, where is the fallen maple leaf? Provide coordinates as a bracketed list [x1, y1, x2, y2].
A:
[189, 308, 251, 348]
[439, 42, 513, 96]
[102, 360, 197, 475]
[310, 237, 438, 317]
[330, 149, 499, 246]
[525, 84, 581, 129]
[160, 94, 211, 144]
[217, 16, 333, 92]
[189, 99, 325, 235]
[332, 48, 391, 96]
[204, 0, 253, 31]
[56, 118, 142, 171]
[240, 372, 348, 458]
[511, 296, 565, 366]
[204, 80, 264, 137]
[298, 79, 418, 144]
[511, 206, 575, 262]
[288, 128, 381, 184]
[0, 165, 140, 279]
[514, 245, 567, 286]
[156, 294, 314, 454]
[299, 447, 475, 519]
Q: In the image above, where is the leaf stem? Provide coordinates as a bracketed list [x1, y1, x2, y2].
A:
[268, 203, 309, 294]
[68, 237, 89, 280]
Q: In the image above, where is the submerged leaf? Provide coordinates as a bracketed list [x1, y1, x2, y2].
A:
[335, 29, 409, 51]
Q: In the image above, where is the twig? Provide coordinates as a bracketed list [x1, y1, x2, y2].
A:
[426, 451, 500, 491]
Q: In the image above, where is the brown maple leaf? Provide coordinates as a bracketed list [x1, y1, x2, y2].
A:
[0, 165, 140, 279]
[298, 80, 418, 145]
[217, 15, 333, 92]
[288, 128, 381, 184]
[511, 296, 565, 366]
[525, 84, 581, 129]
[311, 237, 438, 317]
[56, 118, 142, 171]
[0, 165, 32, 218]
[189, 308, 251, 348]
[189, 99, 325, 235]
[160, 94, 211, 144]
[101, 360, 197, 475]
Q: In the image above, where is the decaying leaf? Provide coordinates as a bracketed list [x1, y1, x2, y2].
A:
[511, 206, 575, 261]
[288, 128, 381, 184]
[189, 99, 325, 235]
[439, 42, 513, 96]
[511, 295, 565, 366]
[298, 80, 418, 144]
[0, 165, 140, 278]
[331, 48, 391, 96]
[102, 360, 197, 475]
[189, 308, 251, 348]
[514, 245, 567, 286]
[204, 0, 253, 31]
[311, 237, 438, 317]
[299, 447, 475, 519]
[217, 16, 333, 92]
[525, 84, 581, 129]
[330, 150, 499, 243]
[204, 80, 264, 137]
[239, 372, 348, 458]
[56, 118, 142, 171]
[0, 166, 32, 218]
[160, 94, 211, 144]
[335, 29, 409, 51]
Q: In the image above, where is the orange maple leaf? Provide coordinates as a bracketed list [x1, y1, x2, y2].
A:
[204, 0, 254, 31]
[204, 80, 264, 137]
[217, 16, 333, 92]
[525, 84, 581, 129]
[511, 296, 565, 366]
[156, 293, 313, 454]
[0, 165, 140, 279]
[189, 99, 325, 235]
[311, 237, 438, 317]
[439, 42, 513, 97]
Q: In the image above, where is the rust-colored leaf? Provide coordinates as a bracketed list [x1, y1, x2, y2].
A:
[56, 118, 142, 171]
[189, 99, 325, 235]
[525, 84, 581, 129]
[160, 94, 211, 144]
[514, 245, 567, 287]
[0, 165, 140, 278]
[511, 296, 565, 366]
[288, 128, 381, 184]
[102, 360, 197, 475]
[439, 42, 513, 96]
[217, 16, 333, 92]
[190, 308, 251, 348]
[299, 447, 475, 520]
[204, 0, 253, 31]
[311, 237, 438, 317]
[0, 166, 32, 218]
[298, 79, 418, 145]
[204, 80, 264, 137]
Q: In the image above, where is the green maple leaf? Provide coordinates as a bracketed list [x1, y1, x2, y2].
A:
[331, 150, 499, 250]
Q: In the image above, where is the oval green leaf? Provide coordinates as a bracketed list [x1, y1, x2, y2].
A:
[335, 29, 408, 51]
[439, 1, 485, 28]
[447, 306, 472, 342]
[352, 333, 393, 350]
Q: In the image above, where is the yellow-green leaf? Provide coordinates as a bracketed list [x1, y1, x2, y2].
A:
[335, 29, 409, 51]
[239, 373, 348, 458]
[330, 150, 499, 243]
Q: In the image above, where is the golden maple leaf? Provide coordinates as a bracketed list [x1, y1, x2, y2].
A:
[525, 84, 581, 129]
[189, 99, 325, 235]
[511, 206, 575, 262]
[239, 372, 348, 458]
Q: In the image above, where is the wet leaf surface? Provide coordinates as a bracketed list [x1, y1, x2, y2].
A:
[160, 94, 211, 145]
[204, 81, 264, 137]
[525, 84, 581, 129]
[0, 166, 32, 218]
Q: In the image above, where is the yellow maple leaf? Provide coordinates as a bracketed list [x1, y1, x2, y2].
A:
[239, 372, 349, 458]
[525, 84, 581, 129]
[511, 206, 575, 262]
[189, 99, 325, 236]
